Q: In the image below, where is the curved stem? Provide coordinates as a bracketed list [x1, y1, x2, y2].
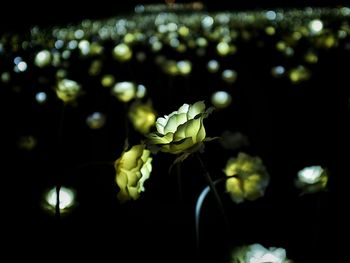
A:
[195, 176, 234, 250]
[196, 153, 228, 225]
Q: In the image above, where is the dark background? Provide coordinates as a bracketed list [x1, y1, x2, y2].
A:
[3, 1, 350, 262]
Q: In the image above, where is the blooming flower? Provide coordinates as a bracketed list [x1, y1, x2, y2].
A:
[232, 243, 292, 263]
[224, 153, 269, 203]
[295, 165, 328, 194]
[128, 101, 156, 134]
[147, 101, 212, 155]
[115, 144, 153, 202]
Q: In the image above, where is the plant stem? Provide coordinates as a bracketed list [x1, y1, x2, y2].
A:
[55, 185, 61, 220]
[195, 153, 230, 248]
[195, 176, 235, 250]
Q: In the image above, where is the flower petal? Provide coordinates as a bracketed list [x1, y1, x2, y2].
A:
[187, 101, 205, 119]
[178, 103, 190, 114]
[156, 117, 167, 134]
[147, 132, 173, 144]
[160, 137, 194, 154]
[174, 117, 202, 142]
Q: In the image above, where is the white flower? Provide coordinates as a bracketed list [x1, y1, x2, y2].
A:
[295, 165, 328, 194]
[147, 101, 212, 155]
[232, 244, 291, 263]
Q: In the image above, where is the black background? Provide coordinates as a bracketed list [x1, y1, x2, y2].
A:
[3, 1, 350, 262]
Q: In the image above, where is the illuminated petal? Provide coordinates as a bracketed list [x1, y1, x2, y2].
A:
[178, 103, 190, 114]
[147, 132, 173, 144]
[195, 117, 206, 143]
[160, 137, 194, 154]
[164, 113, 187, 133]
[156, 117, 167, 134]
[187, 101, 205, 119]
[174, 117, 201, 142]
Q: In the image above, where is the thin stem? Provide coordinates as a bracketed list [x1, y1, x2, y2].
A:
[55, 185, 61, 220]
[195, 153, 230, 247]
[195, 176, 235, 250]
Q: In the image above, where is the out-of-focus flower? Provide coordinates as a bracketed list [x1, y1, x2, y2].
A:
[86, 112, 106, 129]
[147, 101, 212, 155]
[295, 165, 328, 194]
[17, 135, 37, 150]
[232, 243, 292, 263]
[112, 82, 136, 102]
[288, 65, 311, 84]
[56, 79, 81, 102]
[113, 43, 132, 62]
[224, 153, 269, 203]
[115, 144, 153, 202]
[129, 101, 156, 134]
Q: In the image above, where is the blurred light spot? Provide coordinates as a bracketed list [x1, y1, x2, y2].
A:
[222, 69, 237, 83]
[113, 43, 132, 61]
[288, 65, 311, 84]
[46, 186, 75, 212]
[266, 10, 277, 20]
[271, 65, 285, 77]
[309, 19, 323, 34]
[68, 40, 78, 49]
[136, 84, 147, 98]
[56, 79, 81, 102]
[207, 60, 220, 73]
[177, 60, 192, 75]
[86, 112, 106, 129]
[14, 56, 22, 65]
[216, 41, 230, 56]
[211, 91, 232, 109]
[35, 50, 51, 68]
[134, 5, 144, 13]
[35, 92, 47, 104]
[136, 52, 146, 62]
[1, 72, 10, 83]
[17, 61, 27, 72]
[202, 16, 214, 29]
[112, 82, 136, 102]
[78, 40, 90, 55]
[18, 135, 37, 150]
[298, 166, 324, 184]
[101, 75, 115, 87]
[74, 29, 84, 39]
[62, 50, 71, 59]
[55, 39, 64, 49]
[304, 51, 318, 64]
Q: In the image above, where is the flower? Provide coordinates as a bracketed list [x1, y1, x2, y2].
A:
[147, 101, 212, 155]
[43, 186, 76, 215]
[232, 243, 292, 263]
[224, 153, 269, 203]
[295, 165, 328, 194]
[56, 79, 81, 102]
[115, 144, 153, 202]
[111, 82, 137, 102]
[128, 101, 156, 134]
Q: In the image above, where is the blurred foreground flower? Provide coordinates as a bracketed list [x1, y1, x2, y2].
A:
[115, 144, 153, 202]
[295, 165, 328, 194]
[231, 243, 293, 263]
[147, 101, 213, 157]
[129, 101, 156, 134]
[224, 153, 269, 203]
[56, 79, 81, 103]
